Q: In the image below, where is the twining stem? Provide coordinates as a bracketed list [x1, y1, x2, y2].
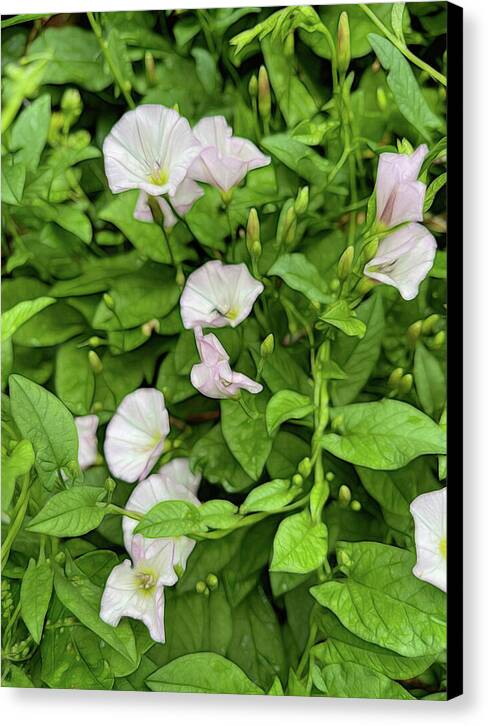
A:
[359, 3, 447, 87]
[107, 504, 143, 521]
[1, 474, 31, 569]
[309, 340, 331, 523]
[87, 12, 136, 108]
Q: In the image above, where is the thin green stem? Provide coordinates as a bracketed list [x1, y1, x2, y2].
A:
[107, 504, 143, 521]
[87, 12, 136, 108]
[1, 475, 31, 569]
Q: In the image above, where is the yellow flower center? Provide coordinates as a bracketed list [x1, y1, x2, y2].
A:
[225, 308, 238, 321]
[135, 568, 157, 594]
[148, 168, 169, 186]
[439, 537, 447, 560]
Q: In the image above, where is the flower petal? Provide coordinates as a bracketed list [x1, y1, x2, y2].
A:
[75, 415, 98, 471]
[376, 145, 428, 226]
[410, 487, 447, 592]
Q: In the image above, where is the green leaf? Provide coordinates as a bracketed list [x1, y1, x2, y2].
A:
[135, 500, 204, 538]
[368, 33, 442, 140]
[198, 499, 241, 530]
[331, 293, 385, 405]
[9, 374, 80, 488]
[254, 344, 311, 396]
[311, 541, 446, 657]
[313, 662, 414, 700]
[266, 389, 313, 435]
[318, 300, 366, 338]
[1, 162, 26, 204]
[1, 297, 55, 342]
[270, 510, 327, 574]
[190, 423, 253, 493]
[424, 172, 447, 213]
[321, 399, 446, 470]
[414, 343, 445, 418]
[27, 487, 107, 536]
[241, 479, 296, 514]
[10, 94, 51, 171]
[20, 559, 53, 644]
[221, 394, 273, 480]
[55, 342, 95, 416]
[146, 652, 264, 694]
[1, 439, 35, 511]
[261, 134, 334, 185]
[268, 253, 332, 304]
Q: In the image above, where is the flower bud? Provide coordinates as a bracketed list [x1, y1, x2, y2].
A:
[397, 137, 414, 155]
[326, 471, 335, 482]
[337, 12, 351, 74]
[421, 314, 440, 335]
[55, 551, 66, 565]
[144, 51, 156, 86]
[388, 367, 404, 388]
[248, 74, 258, 99]
[331, 415, 345, 434]
[376, 87, 388, 112]
[398, 373, 413, 395]
[330, 277, 341, 292]
[407, 320, 423, 345]
[142, 319, 160, 337]
[431, 330, 445, 349]
[246, 208, 260, 249]
[337, 549, 352, 568]
[176, 267, 186, 289]
[298, 457, 312, 479]
[103, 293, 115, 310]
[251, 240, 262, 261]
[206, 573, 218, 590]
[356, 277, 377, 296]
[195, 580, 207, 594]
[338, 484, 351, 507]
[105, 477, 116, 494]
[260, 334, 274, 359]
[363, 238, 379, 262]
[61, 88, 82, 128]
[337, 245, 354, 281]
[294, 186, 309, 216]
[88, 336, 104, 347]
[258, 65, 271, 122]
[88, 350, 103, 374]
[292, 473, 304, 488]
[350, 499, 362, 512]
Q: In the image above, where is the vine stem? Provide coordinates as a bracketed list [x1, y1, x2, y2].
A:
[359, 3, 447, 87]
[309, 340, 331, 523]
[87, 12, 136, 109]
[1, 475, 31, 569]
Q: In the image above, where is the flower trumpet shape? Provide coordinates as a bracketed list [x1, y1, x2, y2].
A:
[410, 487, 447, 592]
[75, 415, 98, 470]
[376, 144, 428, 228]
[103, 104, 203, 225]
[104, 388, 170, 483]
[191, 327, 262, 399]
[190, 115, 270, 192]
[100, 539, 177, 643]
[180, 260, 264, 329]
[363, 223, 436, 301]
[122, 459, 201, 572]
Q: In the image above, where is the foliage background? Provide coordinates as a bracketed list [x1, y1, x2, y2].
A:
[2, 3, 447, 699]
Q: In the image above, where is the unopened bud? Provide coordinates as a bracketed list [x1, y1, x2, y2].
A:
[397, 137, 414, 155]
[350, 499, 362, 512]
[431, 330, 445, 349]
[297, 457, 312, 479]
[338, 484, 351, 507]
[407, 320, 423, 344]
[398, 373, 413, 395]
[294, 186, 309, 216]
[337, 245, 354, 281]
[176, 267, 186, 289]
[55, 551, 66, 565]
[337, 12, 351, 74]
[330, 277, 341, 292]
[92, 401, 103, 413]
[388, 367, 404, 388]
[337, 549, 352, 568]
[258, 65, 271, 121]
[260, 334, 274, 358]
[292, 473, 303, 488]
[356, 277, 377, 296]
[363, 238, 379, 262]
[142, 319, 160, 337]
[195, 580, 207, 594]
[206, 573, 218, 590]
[326, 471, 335, 482]
[61, 88, 82, 127]
[246, 208, 260, 249]
[103, 293, 115, 310]
[88, 336, 104, 347]
[376, 87, 388, 112]
[105, 477, 116, 494]
[251, 240, 262, 261]
[422, 314, 440, 335]
[88, 350, 103, 374]
[144, 51, 156, 85]
[248, 74, 258, 99]
[331, 415, 345, 434]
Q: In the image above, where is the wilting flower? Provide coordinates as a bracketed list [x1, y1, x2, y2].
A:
[100, 539, 177, 643]
[75, 415, 98, 470]
[364, 223, 436, 301]
[190, 115, 270, 192]
[191, 327, 262, 399]
[123, 459, 201, 572]
[103, 104, 202, 223]
[410, 487, 447, 592]
[376, 144, 428, 228]
[104, 388, 170, 483]
[134, 177, 203, 228]
[180, 260, 264, 329]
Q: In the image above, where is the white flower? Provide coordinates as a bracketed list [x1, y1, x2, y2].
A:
[123, 459, 201, 572]
[363, 223, 436, 301]
[75, 415, 98, 470]
[180, 260, 264, 330]
[410, 487, 447, 592]
[191, 327, 262, 399]
[100, 539, 177, 643]
[190, 115, 270, 192]
[104, 388, 170, 483]
[376, 144, 428, 228]
[103, 104, 203, 222]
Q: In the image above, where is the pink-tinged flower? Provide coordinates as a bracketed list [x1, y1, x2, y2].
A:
[123, 459, 201, 572]
[75, 415, 98, 470]
[134, 177, 203, 228]
[376, 144, 428, 228]
[191, 327, 262, 400]
[364, 223, 436, 301]
[180, 260, 264, 329]
[100, 539, 177, 643]
[103, 104, 203, 223]
[410, 487, 447, 592]
[104, 388, 170, 483]
[190, 116, 270, 192]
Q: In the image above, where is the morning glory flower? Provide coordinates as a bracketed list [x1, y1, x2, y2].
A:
[376, 144, 428, 228]
[363, 223, 436, 301]
[104, 388, 170, 483]
[103, 104, 202, 221]
[100, 539, 177, 643]
[190, 115, 270, 192]
[191, 327, 262, 399]
[410, 487, 447, 592]
[180, 260, 264, 329]
[123, 459, 201, 573]
[75, 415, 98, 470]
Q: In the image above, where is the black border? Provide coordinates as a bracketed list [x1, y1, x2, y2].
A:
[446, 0, 463, 702]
